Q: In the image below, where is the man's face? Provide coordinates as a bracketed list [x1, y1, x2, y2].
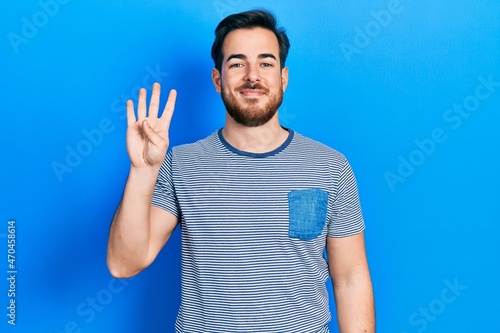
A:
[213, 27, 288, 127]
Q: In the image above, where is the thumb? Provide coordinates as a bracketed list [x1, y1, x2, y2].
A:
[142, 120, 168, 149]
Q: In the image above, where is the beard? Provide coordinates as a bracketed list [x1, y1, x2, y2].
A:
[221, 81, 284, 127]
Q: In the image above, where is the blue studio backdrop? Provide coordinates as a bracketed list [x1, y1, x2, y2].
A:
[1, 1, 499, 332]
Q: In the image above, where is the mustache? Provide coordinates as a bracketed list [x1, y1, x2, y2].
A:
[237, 82, 269, 92]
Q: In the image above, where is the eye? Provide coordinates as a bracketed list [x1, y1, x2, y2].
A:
[229, 63, 244, 68]
[261, 62, 274, 68]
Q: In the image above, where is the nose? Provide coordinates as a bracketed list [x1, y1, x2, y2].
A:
[244, 63, 260, 82]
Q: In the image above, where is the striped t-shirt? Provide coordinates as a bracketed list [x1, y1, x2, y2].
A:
[152, 128, 365, 333]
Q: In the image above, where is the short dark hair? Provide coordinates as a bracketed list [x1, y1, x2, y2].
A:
[211, 9, 290, 72]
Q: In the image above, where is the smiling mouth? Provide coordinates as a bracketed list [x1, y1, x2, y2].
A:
[240, 89, 266, 96]
[238, 82, 268, 97]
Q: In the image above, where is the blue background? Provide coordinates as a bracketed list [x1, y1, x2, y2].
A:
[1, 0, 499, 332]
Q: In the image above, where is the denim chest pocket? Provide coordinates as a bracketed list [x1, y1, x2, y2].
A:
[288, 189, 328, 240]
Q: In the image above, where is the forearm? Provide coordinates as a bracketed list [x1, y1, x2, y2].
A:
[107, 166, 159, 277]
[333, 276, 375, 333]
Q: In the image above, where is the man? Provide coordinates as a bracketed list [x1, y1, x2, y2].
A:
[107, 9, 375, 333]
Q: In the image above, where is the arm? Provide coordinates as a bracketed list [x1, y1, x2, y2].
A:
[107, 83, 178, 278]
[326, 231, 375, 332]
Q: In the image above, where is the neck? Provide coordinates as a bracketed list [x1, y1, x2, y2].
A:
[221, 113, 289, 154]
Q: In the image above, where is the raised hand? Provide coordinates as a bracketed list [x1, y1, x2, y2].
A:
[126, 82, 177, 169]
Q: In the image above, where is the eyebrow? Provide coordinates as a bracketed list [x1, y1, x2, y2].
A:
[226, 53, 277, 62]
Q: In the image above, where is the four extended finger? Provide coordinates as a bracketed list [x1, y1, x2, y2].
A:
[148, 82, 161, 119]
[126, 100, 136, 126]
[160, 89, 177, 131]
[137, 88, 147, 120]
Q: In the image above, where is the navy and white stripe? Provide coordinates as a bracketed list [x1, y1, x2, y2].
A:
[152, 129, 365, 333]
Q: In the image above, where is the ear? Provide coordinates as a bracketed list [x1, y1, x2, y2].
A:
[212, 68, 222, 94]
[281, 67, 289, 92]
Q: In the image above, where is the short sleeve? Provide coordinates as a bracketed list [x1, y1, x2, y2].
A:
[327, 157, 365, 237]
[151, 151, 180, 218]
